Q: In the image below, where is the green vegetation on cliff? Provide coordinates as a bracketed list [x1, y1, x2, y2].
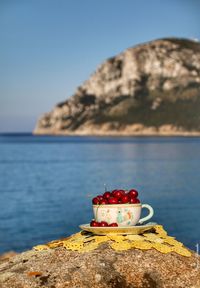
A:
[34, 38, 200, 135]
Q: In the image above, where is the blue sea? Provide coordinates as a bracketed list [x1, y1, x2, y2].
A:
[0, 134, 200, 253]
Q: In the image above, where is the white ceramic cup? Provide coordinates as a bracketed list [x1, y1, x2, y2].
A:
[93, 203, 154, 226]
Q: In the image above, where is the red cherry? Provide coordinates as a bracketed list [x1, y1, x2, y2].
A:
[111, 189, 118, 196]
[130, 197, 136, 204]
[90, 220, 99, 227]
[109, 223, 118, 227]
[119, 189, 126, 195]
[97, 195, 104, 201]
[100, 221, 109, 227]
[121, 195, 130, 204]
[92, 197, 99, 205]
[108, 197, 119, 204]
[99, 199, 108, 205]
[128, 189, 138, 198]
[103, 191, 111, 199]
[130, 197, 140, 204]
[112, 190, 125, 199]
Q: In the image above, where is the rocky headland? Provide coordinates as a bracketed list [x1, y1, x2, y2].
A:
[0, 243, 199, 288]
[34, 38, 200, 136]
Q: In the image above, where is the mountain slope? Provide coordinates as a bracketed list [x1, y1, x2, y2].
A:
[34, 38, 200, 135]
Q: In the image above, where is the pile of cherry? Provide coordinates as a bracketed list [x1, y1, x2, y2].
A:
[90, 189, 140, 227]
[92, 189, 140, 205]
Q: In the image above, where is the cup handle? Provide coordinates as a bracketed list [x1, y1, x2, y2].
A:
[138, 204, 154, 224]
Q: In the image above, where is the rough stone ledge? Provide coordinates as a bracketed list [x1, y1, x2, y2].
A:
[0, 244, 199, 288]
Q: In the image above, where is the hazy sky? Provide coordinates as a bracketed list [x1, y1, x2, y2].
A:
[0, 0, 200, 132]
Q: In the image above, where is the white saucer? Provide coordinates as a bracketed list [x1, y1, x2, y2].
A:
[79, 222, 157, 235]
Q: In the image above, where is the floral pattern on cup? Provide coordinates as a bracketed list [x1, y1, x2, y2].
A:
[93, 204, 154, 226]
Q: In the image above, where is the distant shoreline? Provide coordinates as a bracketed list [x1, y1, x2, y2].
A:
[33, 129, 200, 137]
[2, 131, 200, 137]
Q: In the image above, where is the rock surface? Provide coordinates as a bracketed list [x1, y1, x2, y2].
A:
[0, 244, 199, 288]
[34, 38, 200, 136]
[0, 252, 17, 265]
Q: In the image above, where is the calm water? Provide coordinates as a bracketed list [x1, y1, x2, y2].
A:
[0, 134, 200, 253]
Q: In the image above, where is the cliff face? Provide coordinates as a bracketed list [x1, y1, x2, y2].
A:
[34, 38, 200, 135]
